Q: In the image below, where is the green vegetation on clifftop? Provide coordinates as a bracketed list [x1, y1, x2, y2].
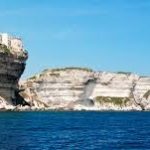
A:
[117, 71, 132, 75]
[0, 44, 10, 54]
[43, 67, 93, 73]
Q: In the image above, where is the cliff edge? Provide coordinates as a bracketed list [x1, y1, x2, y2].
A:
[0, 36, 28, 110]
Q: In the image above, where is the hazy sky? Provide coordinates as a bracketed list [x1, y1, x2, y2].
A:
[0, 0, 150, 78]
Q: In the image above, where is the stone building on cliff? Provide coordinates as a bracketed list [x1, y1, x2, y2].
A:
[0, 33, 23, 52]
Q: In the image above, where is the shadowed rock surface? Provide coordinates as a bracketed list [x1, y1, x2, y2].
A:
[0, 44, 28, 109]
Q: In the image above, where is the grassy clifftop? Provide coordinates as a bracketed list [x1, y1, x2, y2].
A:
[43, 67, 93, 72]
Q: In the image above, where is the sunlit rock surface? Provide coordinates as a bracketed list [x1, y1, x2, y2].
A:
[20, 68, 150, 111]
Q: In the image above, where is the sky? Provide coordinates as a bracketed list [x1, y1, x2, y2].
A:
[0, 0, 150, 78]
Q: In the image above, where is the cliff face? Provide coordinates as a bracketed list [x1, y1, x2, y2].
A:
[20, 68, 150, 111]
[0, 44, 28, 109]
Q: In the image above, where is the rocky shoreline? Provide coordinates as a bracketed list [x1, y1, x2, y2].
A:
[0, 104, 143, 111]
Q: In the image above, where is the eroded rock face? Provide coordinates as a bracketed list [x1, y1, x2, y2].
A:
[0, 45, 28, 109]
[20, 68, 150, 111]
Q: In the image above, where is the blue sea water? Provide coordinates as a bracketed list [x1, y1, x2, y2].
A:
[0, 111, 150, 150]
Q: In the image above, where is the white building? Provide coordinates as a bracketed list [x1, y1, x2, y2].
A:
[0, 33, 24, 52]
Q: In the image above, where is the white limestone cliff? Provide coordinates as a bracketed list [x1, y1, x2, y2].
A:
[20, 68, 150, 111]
[0, 40, 28, 110]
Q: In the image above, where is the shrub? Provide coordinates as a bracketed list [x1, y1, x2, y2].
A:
[0, 44, 10, 54]
[49, 73, 60, 77]
[95, 96, 130, 106]
[29, 76, 36, 80]
[51, 67, 93, 72]
[117, 71, 131, 75]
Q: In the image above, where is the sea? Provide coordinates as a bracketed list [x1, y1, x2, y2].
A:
[0, 111, 150, 150]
